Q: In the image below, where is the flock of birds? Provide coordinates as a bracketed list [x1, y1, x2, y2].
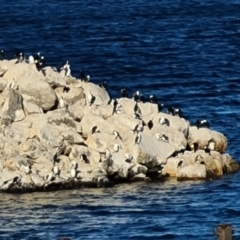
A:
[0, 49, 217, 184]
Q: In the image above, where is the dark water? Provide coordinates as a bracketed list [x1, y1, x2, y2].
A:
[0, 0, 240, 239]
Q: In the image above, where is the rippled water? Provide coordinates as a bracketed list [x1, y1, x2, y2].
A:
[0, 0, 240, 239]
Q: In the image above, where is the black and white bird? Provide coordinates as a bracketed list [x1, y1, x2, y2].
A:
[173, 108, 183, 118]
[99, 81, 107, 90]
[158, 103, 164, 112]
[204, 139, 216, 153]
[91, 126, 98, 134]
[133, 91, 141, 102]
[15, 52, 25, 63]
[134, 102, 142, 116]
[159, 116, 170, 126]
[112, 99, 119, 115]
[156, 133, 162, 141]
[53, 165, 59, 175]
[191, 142, 199, 152]
[177, 158, 184, 168]
[105, 148, 111, 159]
[60, 61, 71, 77]
[195, 154, 205, 165]
[149, 94, 157, 103]
[124, 153, 133, 163]
[162, 134, 169, 142]
[121, 88, 128, 98]
[168, 107, 183, 118]
[87, 91, 96, 106]
[196, 120, 210, 129]
[46, 173, 54, 182]
[63, 86, 70, 93]
[132, 121, 143, 133]
[0, 50, 5, 60]
[71, 161, 78, 178]
[135, 132, 142, 144]
[113, 130, 122, 141]
[80, 154, 90, 164]
[80, 70, 90, 82]
[113, 143, 122, 152]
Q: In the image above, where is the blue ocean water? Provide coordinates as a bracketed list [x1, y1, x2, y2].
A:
[0, 0, 240, 239]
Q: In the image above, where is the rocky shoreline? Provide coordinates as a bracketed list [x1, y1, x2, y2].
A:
[0, 58, 238, 193]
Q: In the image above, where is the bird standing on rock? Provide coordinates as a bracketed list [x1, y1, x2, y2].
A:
[113, 130, 122, 141]
[87, 91, 96, 106]
[80, 154, 90, 164]
[149, 94, 157, 103]
[177, 158, 184, 168]
[0, 50, 5, 60]
[159, 116, 170, 126]
[196, 120, 210, 129]
[15, 52, 25, 63]
[80, 70, 90, 82]
[121, 88, 128, 98]
[135, 132, 142, 144]
[204, 139, 216, 154]
[70, 161, 78, 178]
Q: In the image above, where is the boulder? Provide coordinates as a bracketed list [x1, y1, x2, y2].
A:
[3, 63, 57, 111]
[0, 89, 25, 122]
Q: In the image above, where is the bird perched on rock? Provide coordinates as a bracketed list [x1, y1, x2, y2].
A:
[133, 91, 141, 102]
[168, 107, 183, 118]
[59, 96, 67, 109]
[80, 70, 90, 82]
[99, 81, 108, 90]
[46, 173, 54, 182]
[113, 143, 122, 153]
[36, 56, 46, 71]
[121, 88, 128, 98]
[105, 148, 111, 159]
[63, 86, 70, 93]
[9, 78, 15, 90]
[53, 165, 59, 175]
[91, 126, 99, 134]
[112, 99, 119, 115]
[135, 132, 142, 144]
[196, 119, 210, 129]
[87, 91, 96, 106]
[149, 94, 157, 103]
[0, 50, 5, 60]
[158, 103, 164, 112]
[60, 61, 71, 77]
[80, 154, 90, 164]
[195, 155, 205, 164]
[124, 153, 133, 163]
[191, 142, 199, 152]
[177, 158, 184, 168]
[156, 133, 169, 143]
[161, 134, 169, 143]
[204, 139, 216, 154]
[134, 102, 142, 116]
[71, 161, 78, 178]
[15, 52, 25, 63]
[132, 121, 143, 133]
[159, 116, 170, 126]
[113, 130, 122, 141]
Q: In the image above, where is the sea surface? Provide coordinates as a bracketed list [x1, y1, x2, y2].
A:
[0, 0, 240, 239]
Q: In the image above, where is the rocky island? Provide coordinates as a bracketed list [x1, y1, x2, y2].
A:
[0, 57, 238, 193]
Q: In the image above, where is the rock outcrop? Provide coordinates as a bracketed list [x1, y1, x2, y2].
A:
[0, 60, 238, 193]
